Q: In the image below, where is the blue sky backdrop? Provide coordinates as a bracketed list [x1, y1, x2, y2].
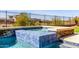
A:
[1, 10, 79, 17]
[26, 10, 79, 17]
[7, 10, 79, 17]
[0, 10, 79, 20]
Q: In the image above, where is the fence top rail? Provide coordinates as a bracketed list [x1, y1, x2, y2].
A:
[0, 10, 73, 18]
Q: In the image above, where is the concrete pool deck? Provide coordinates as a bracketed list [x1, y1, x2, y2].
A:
[59, 33, 79, 48]
[0, 26, 52, 30]
[46, 26, 74, 31]
[0, 26, 74, 31]
[60, 34, 79, 44]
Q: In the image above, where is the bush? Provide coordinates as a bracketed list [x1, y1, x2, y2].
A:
[15, 13, 30, 26]
[52, 19, 64, 26]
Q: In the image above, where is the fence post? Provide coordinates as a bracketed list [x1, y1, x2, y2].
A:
[44, 15, 46, 26]
[28, 13, 31, 26]
[54, 16, 57, 26]
[5, 11, 7, 27]
[69, 17, 71, 26]
[63, 16, 64, 26]
[29, 13, 31, 19]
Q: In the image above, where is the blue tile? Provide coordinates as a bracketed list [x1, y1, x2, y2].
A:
[15, 30, 57, 48]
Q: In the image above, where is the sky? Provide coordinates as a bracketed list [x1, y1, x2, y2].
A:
[1, 10, 79, 16]
[1, 10, 79, 20]
[2, 10, 79, 17]
[26, 10, 79, 17]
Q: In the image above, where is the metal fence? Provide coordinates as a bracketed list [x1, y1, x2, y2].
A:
[0, 10, 76, 27]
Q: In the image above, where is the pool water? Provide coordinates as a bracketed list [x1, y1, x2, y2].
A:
[0, 28, 61, 48]
[11, 37, 61, 48]
[10, 40, 33, 48]
[0, 35, 61, 48]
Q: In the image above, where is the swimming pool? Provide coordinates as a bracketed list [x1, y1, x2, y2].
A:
[0, 27, 61, 48]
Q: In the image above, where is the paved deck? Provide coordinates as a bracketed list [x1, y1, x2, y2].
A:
[60, 34, 79, 44]
[0, 26, 43, 30]
[47, 26, 74, 31]
[60, 43, 79, 48]
[0, 26, 74, 31]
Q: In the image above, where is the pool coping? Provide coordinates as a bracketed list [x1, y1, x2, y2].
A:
[0, 26, 74, 30]
[0, 26, 43, 30]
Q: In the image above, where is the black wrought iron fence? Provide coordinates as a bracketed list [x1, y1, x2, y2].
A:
[0, 10, 76, 27]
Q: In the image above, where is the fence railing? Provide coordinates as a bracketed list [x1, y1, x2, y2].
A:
[0, 10, 76, 27]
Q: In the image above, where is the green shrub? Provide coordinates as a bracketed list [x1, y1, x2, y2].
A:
[15, 13, 30, 26]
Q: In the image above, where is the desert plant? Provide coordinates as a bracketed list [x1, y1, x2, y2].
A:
[35, 21, 41, 26]
[52, 18, 63, 26]
[14, 13, 30, 26]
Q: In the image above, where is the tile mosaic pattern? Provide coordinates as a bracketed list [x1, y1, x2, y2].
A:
[15, 30, 57, 48]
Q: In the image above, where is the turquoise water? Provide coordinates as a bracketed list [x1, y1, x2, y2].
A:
[0, 35, 61, 48]
[9, 36, 33, 48]
[0, 28, 61, 48]
[11, 37, 61, 48]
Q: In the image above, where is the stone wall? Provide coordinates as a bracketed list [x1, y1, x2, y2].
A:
[57, 28, 74, 38]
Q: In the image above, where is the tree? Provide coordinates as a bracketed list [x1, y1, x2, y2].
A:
[52, 17, 63, 26]
[72, 16, 79, 25]
[35, 21, 41, 26]
[15, 13, 30, 26]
